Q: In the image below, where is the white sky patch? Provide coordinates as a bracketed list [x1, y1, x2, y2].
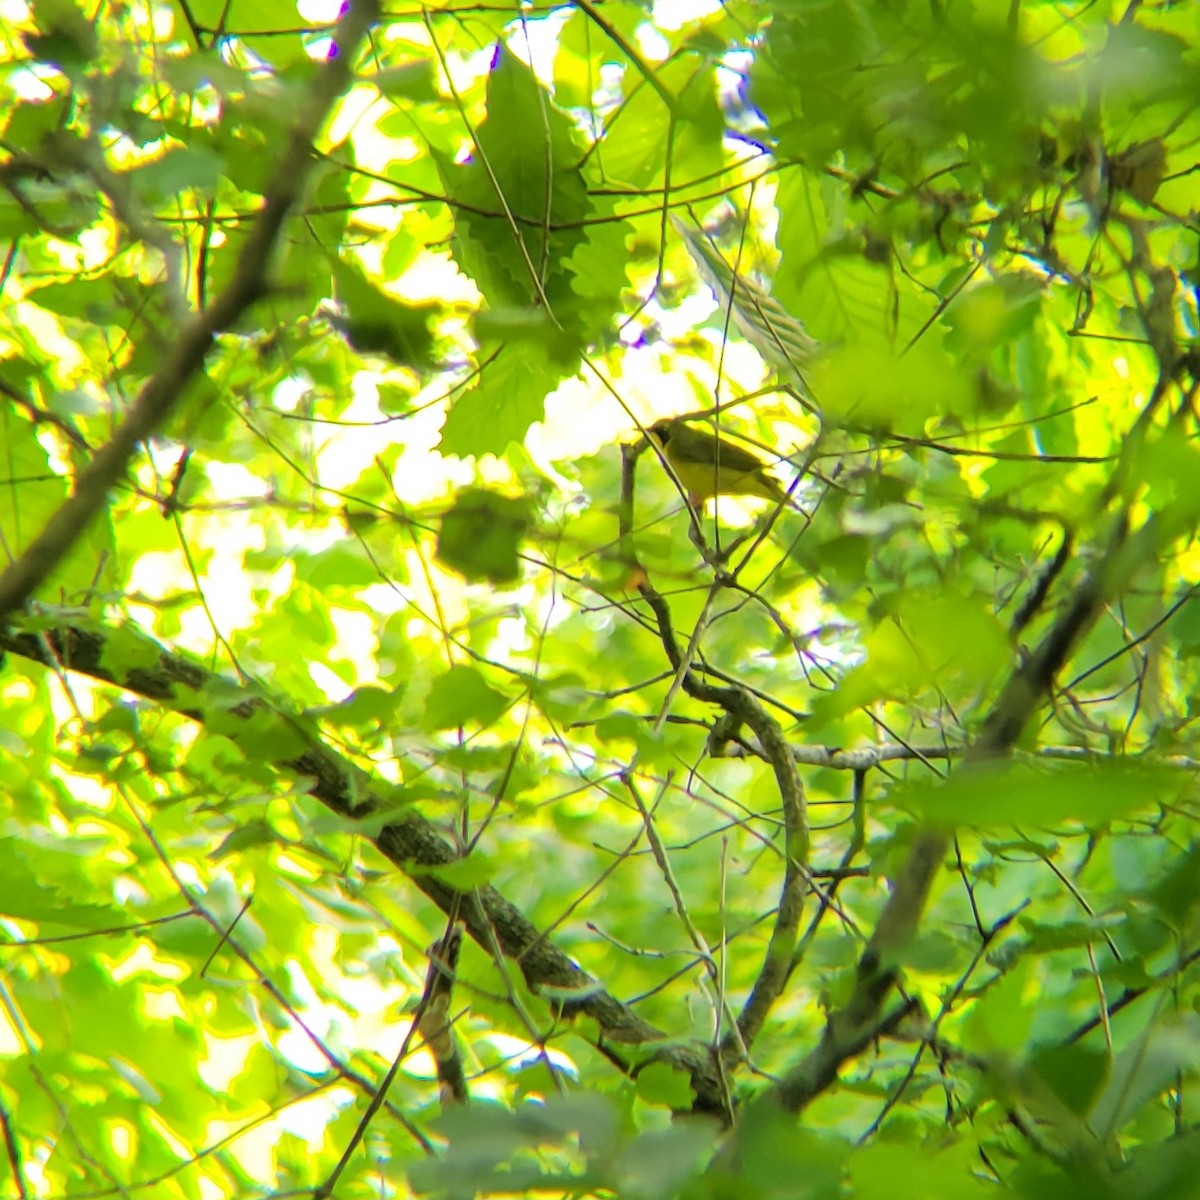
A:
[152, 489, 268, 639]
[6, 62, 57, 101]
[655, 0, 724, 31]
[436, 42, 499, 103]
[717, 50, 756, 114]
[507, 10, 573, 86]
[382, 399, 476, 503]
[296, 0, 343, 21]
[634, 22, 671, 63]
[77, 224, 115, 265]
[271, 375, 312, 414]
[0, 988, 25, 1056]
[111, 943, 188, 984]
[47, 765, 110, 810]
[198, 1033, 260, 1093]
[8, 301, 89, 375]
[127, 550, 190, 599]
[326, 75, 387, 141]
[108, 1122, 133, 1160]
[394, 247, 478, 304]
[484, 1032, 577, 1078]
[651, 288, 721, 339]
[389, 133, 422, 162]
[205, 1088, 355, 1180]
[273, 1084, 357, 1144]
[204, 459, 273, 499]
[114, 872, 152, 906]
[358, 580, 409, 620]
[310, 609, 379, 695]
[531, 368, 632, 465]
[308, 660, 355, 702]
[276, 990, 342, 1072]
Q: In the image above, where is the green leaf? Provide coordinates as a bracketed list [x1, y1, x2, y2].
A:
[319, 685, 402, 730]
[1141, 843, 1200, 924]
[435, 487, 531, 583]
[126, 146, 223, 201]
[374, 58, 438, 104]
[325, 252, 439, 368]
[890, 761, 1175, 830]
[292, 542, 383, 590]
[211, 818, 276, 862]
[422, 665, 511, 730]
[1028, 1044, 1109, 1117]
[440, 342, 572, 456]
[849, 1140, 988, 1200]
[96, 623, 165, 679]
[813, 593, 1009, 718]
[613, 1121, 713, 1200]
[0, 838, 122, 929]
[419, 853, 499, 889]
[27, 0, 99, 65]
[811, 338, 976, 433]
[440, 46, 590, 313]
[633, 1062, 695, 1109]
[1089, 1016, 1200, 1137]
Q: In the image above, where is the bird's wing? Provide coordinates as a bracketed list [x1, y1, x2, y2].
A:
[710, 433, 774, 475]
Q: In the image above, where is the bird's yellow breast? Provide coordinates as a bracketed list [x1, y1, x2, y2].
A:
[665, 457, 781, 504]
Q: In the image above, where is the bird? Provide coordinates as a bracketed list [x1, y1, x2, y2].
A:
[646, 418, 799, 511]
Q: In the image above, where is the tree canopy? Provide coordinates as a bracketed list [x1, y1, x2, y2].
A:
[2, 0, 1200, 1196]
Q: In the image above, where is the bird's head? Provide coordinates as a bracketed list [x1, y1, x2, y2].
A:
[648, 419, 673, 445]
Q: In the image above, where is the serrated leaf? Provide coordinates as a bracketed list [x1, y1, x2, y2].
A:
[440, 343, 571, 456]
[674, 215, 820, 389]
[440, 46, 590, 313]
[325, 253, 439, 368]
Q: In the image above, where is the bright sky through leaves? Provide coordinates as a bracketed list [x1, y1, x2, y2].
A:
[1, 0, 1199, 1197]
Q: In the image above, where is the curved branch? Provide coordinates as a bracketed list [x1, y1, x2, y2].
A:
[635, 581, 810, 1066]
[621, 439, 811, 1072]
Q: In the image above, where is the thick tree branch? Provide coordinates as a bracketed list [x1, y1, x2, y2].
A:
[769, 512, 1141, 1114]
[0, 617, 725, 1113]
[0, 0, 379, 627]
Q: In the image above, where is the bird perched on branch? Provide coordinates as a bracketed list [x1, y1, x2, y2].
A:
[647, 418, 800, 511]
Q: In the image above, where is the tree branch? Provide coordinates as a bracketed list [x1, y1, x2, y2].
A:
[634, 581, 811, 1069]
[0, 616, 726, 1114]
[769, 512, 1140, 1114]
[0, 0, 380, 627]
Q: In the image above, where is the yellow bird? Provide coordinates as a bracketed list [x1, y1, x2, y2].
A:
[647, 419, 798, 510]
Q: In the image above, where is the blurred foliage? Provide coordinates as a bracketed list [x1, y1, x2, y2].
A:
[1, 0, 1200, 1197]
